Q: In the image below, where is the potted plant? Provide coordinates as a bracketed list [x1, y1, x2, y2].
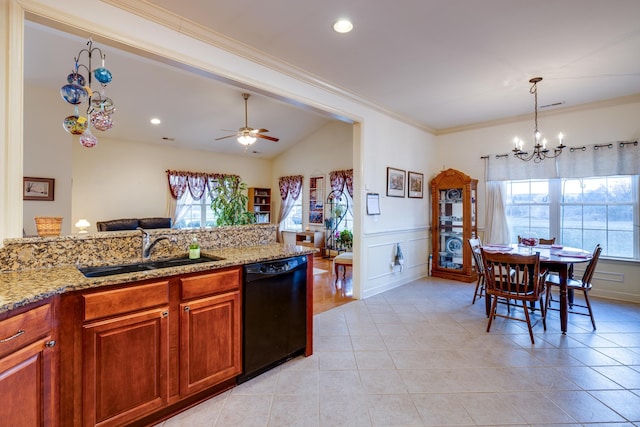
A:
[209, 176, 256, 226]
[337, 229, 353, 250]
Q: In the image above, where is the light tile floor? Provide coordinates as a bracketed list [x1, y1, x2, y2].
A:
[157, 276, 640, 426]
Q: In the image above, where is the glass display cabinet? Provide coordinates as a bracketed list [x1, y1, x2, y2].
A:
[430, 168, 478, 282]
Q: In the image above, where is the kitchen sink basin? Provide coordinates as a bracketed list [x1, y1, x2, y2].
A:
[78, 255, 225, 278]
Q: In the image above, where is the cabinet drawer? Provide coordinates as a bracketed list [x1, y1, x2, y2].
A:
[0, 303, 51, 359]
[180, 268, 241, 300]
[83, 281, 169, 321]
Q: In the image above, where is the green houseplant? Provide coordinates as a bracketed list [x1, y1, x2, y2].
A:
[337, 229, 353, 250]
[209, 176, 256, 226]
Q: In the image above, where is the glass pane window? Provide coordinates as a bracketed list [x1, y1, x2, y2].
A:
[505, 179, 551, 240]
[505, 175, 638, 260]
[282, 196, 303, 231]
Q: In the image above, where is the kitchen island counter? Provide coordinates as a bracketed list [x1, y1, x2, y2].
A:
[0, 243, 315, 314]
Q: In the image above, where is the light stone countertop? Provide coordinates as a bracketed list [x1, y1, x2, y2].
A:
[0, 243, 315, 314]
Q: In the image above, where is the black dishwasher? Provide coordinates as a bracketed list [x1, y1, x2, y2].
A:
[238, 255, 307, 384]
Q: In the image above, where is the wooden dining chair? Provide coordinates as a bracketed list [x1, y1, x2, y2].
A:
[481, 249, 548, 344]
[545, 244, 602, 330]
[468, 238, 485, 304]
[517, 235, 556, 245]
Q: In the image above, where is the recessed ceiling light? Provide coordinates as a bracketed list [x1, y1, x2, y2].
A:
[150, 118, 161, 125]
[333, 19, 353, 34]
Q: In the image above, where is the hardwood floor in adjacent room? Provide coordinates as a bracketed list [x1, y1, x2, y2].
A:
[312, 256, 353, 315]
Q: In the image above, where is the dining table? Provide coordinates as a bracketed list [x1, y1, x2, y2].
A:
[481, 243, 592, 334]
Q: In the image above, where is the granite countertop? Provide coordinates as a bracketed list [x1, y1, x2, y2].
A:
[0, 243, 315, 314]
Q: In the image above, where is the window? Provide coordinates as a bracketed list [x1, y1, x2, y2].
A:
[282, 195, 303, 231]
[174, 190, 215, 229]
[505, 175, 639, 259]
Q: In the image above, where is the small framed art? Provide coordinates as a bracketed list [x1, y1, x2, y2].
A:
[408, 171, 424, 198]
[386, 167, 405, 197]
[23, 177, 55, 201]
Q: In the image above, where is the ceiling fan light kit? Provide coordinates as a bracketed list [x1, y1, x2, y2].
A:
[215, 93, 280, 147]
[512, 77, 565, 163]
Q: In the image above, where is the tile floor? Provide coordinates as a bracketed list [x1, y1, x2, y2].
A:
[157, 276, 640, 426]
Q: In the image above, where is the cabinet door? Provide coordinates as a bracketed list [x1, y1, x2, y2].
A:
[0, 337, 56, 427]
[83, 307, 169, 427]
[180, 291, 241, 396]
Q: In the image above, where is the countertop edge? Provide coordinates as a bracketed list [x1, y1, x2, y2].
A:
[0, 244, 316, 315]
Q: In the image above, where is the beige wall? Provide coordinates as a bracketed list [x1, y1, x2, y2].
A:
[23, 84, 73, 236]
[436, 100, 640, 303]
[272, 120, 353, 231]
[4, 0, 637, 303]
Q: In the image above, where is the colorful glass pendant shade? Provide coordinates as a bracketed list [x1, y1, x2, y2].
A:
[90, 111, 113, 131]
[60, 83, 88, 105]
[60, 38, 115, 143]
[93, 67, 112, 84]
[79, 128, 98, 148]
[63, 115, 88, 135]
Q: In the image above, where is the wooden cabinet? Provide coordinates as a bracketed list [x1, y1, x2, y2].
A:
[60, 268, 242, 426]
[0, 301, 58, 427]
[295, 231, 324, 256]
[430, 168, 478, 282]
[179, 270, 241, 396]
[248, 187, 271, 224]
[81, 281, 170, 427]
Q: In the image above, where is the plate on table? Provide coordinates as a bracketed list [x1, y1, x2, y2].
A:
[482, 244, 513, 252]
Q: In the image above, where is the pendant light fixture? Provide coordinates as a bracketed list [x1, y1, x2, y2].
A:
[512, 77, 565, 162]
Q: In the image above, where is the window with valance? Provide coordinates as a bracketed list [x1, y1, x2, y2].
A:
[166, 170, 240, 229]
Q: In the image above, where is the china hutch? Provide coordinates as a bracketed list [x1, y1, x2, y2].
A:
[430, 168, 478, 282]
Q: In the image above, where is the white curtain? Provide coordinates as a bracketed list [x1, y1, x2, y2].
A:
[486, 153, 557, 181]
[486, 140, 639, 181]
[484, 181, 511, 244]
[276, 175, 303, 242]
[557, 141, 640, 178]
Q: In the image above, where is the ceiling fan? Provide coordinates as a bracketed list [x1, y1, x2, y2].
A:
[215, 93, 280, 145]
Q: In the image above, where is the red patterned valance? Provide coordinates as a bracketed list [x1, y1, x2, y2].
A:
[166, 170, 240, 200]
[329, 169, 353, 197]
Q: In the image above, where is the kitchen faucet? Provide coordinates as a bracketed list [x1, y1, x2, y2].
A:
[137, 227, 176, 259]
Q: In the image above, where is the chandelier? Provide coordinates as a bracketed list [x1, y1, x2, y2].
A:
[60, 38, 115, 148]
[512, 77, 565, 162]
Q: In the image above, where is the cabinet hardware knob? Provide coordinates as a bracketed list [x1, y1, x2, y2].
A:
[162, 311, 169, 317]
[184, 306, 190, 312]
[45, 340, 56, 348]
[0, 329, 25, 343]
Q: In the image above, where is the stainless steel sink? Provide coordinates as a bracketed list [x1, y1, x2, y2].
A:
[78, 255, 225, 278]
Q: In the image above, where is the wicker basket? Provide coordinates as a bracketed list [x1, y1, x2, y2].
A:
[34, 217, 63, 237]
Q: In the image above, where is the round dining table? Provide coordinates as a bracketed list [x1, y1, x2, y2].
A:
[481, 243, 592, 334]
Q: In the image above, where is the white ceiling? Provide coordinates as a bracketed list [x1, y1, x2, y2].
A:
[25, 0, 640, 156]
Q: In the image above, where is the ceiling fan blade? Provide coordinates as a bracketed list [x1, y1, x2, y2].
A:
[256, 133, 279, 142]
[215, 134, 237, 141]
[250, 128, 270, 134]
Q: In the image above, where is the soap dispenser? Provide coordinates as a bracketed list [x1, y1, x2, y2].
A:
[189, 237, 201, 259]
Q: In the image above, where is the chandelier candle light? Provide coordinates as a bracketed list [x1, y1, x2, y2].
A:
[60, 38, 115, 148]
[512, 77, 565, 162]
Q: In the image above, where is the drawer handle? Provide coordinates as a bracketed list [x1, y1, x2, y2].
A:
[162, 311, 169, 318]
[45, 340, 56, 348]
[184, 306, 190, 312]
[0, 329, 25, 343]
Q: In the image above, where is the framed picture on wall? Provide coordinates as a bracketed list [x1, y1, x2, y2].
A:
[23, 177, 55, 201]
[309, 175, 324, 224]
[386, 167, 405, 197]
[408, 171, 424, 198]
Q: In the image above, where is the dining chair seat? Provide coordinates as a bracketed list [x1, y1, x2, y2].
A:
[546, 244, 601, 330]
